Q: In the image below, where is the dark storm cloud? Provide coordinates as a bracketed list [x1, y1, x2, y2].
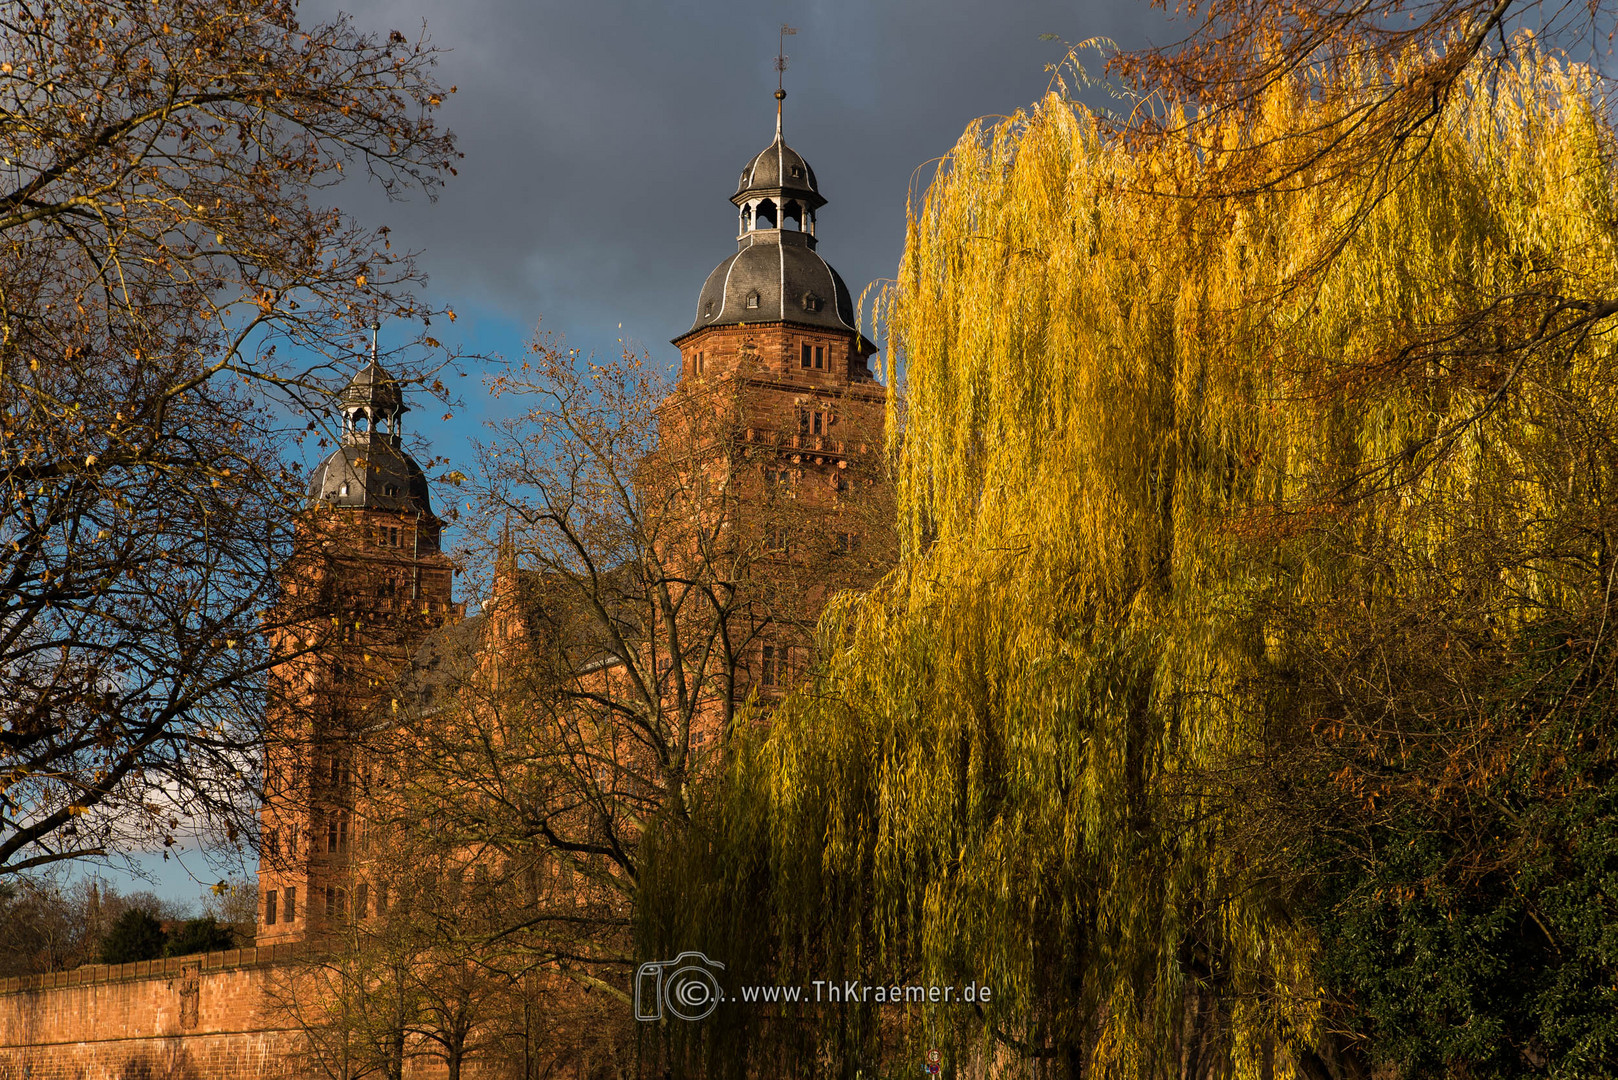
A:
[308, 0, 1174, 364]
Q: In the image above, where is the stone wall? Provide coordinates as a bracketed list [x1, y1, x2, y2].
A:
[0, 947, 303, 1080]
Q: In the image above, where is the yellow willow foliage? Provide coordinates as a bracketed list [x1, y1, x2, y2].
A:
[648, 44, 1618, 1080]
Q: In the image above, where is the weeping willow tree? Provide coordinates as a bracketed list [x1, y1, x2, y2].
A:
[638, 42, 1618, 1080]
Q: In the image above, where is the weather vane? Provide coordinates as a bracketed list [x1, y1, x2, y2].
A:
[775, 25, 797, 131]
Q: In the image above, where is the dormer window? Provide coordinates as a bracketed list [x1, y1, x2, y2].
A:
[745, 291, 761, 310]
[801, 292, 823, 313]
[790, 166, 803, 178]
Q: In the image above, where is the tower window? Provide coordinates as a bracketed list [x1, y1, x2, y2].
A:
[264, 890, 278, 926]
[761, 644, 781, 687]
[327, 812, 350, 853]
[355, 882, 369, 919]
[815, 346, 825, 370]
[284, 886, 297, 920]
[801, 344, 812, 368]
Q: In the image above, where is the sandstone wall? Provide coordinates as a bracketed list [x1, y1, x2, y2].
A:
[0, 947, 303, 1080]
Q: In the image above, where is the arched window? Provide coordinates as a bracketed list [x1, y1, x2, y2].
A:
[742, 204, 754, 231]
[782, 201, 802, 231]
[755, 199, 777, 229]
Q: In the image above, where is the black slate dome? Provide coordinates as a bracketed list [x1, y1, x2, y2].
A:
[307, 440, 433, 514]
[691, 232, 856, 334]
[306, 357, 434, 515]
[684, 100, 873, 344]
[735, 137, 820, 206]
[340, 360, 406, 418]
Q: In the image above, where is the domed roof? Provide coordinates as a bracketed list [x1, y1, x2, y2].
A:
[689, 231, 856, 335]
[341, 360, 408, 416]
[306, 357, 435, 515]
[734, 136, 821, 207]
[307, 436, 433, 514]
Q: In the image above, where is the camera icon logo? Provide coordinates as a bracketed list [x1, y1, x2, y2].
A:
[634, 951, 726, 1022]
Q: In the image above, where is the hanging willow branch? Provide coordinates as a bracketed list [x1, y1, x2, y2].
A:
[639, 41, 1618, 1080]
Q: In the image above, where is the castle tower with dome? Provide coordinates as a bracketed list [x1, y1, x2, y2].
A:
[0, 77, 892, 1080]
[670, 88, 890, 703]
[257, 348, 460, 946]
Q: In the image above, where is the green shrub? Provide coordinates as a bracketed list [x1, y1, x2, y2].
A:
[162, 916, 235, 957]
[98, 909, 165, 964]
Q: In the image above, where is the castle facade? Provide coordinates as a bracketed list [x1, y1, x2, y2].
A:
[0, 93, 891, 1079]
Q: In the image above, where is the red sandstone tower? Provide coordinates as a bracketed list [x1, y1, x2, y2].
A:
[669, 89, 890, 700]
[257, 347, 459, 945]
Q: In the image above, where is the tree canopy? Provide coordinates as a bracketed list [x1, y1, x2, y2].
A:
[0, 0, 458, 877]
[639, 41, 1618, 1080]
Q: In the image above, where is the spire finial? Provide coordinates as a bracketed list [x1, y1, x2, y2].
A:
[775, 24, 796, 135]
[369, 318, 381, 364]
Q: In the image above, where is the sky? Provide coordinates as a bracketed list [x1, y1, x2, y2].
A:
[319, 0, 1177, 473]
[93, 0, 1176, 904]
